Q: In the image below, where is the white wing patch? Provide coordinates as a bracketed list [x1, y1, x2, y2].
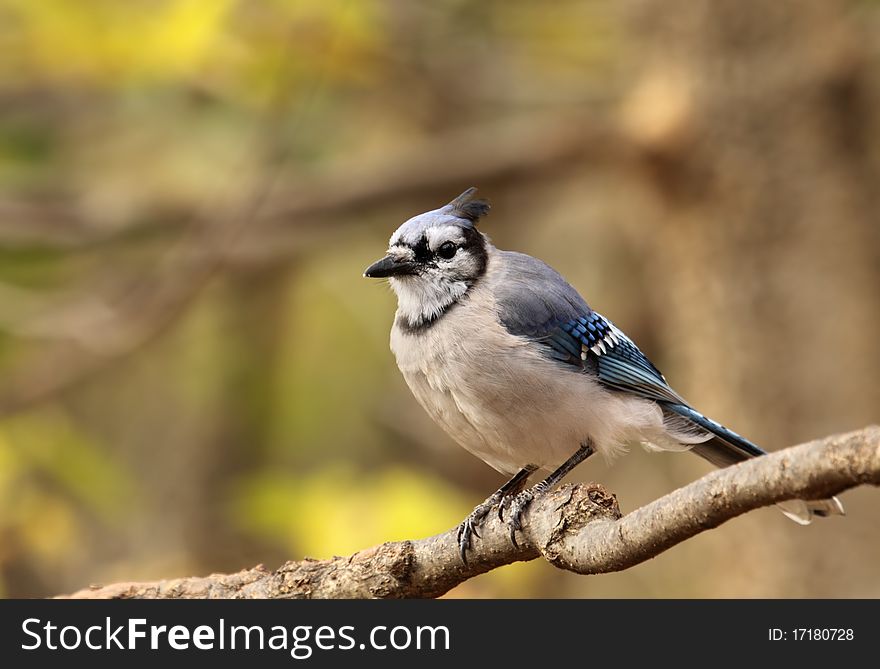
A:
[582, 323, 623, 359]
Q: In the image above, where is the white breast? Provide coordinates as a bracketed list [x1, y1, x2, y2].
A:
[390, 254, 667, 475]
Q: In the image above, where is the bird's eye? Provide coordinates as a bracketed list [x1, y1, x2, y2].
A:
[437, 241, 458, 260]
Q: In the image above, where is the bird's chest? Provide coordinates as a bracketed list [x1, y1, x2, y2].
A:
[390, 309, 491, 403]
[389, 305, 549, 450]
[396, 346, 497, 472]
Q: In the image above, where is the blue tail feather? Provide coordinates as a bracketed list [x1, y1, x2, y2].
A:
[662, 403, 765, 467]
[661, 402, 845, 522]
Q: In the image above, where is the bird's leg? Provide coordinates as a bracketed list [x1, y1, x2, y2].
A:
[457, 465, 536, 564]
[501, 439, 595, 548]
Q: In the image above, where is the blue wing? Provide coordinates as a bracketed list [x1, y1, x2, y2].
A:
[513, 307, 769, 459]
[493, 250, 682, 404]
[542, 313, 773, 463]
[549, 312, 685, 404]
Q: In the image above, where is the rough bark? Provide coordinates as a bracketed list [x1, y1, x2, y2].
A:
[62, 426, 879, 599]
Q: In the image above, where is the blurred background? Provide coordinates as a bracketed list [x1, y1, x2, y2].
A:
[0, 0, 877, 598]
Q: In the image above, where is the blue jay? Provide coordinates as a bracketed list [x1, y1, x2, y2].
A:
[364, 188, 844, 561]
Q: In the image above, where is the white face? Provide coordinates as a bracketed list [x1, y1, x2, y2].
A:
[386, 222, 488, 329]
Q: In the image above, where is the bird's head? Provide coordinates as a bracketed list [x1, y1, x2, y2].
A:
[364, 187, 490, 329]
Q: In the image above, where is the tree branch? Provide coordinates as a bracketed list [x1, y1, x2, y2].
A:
[62, 426, 879, 599]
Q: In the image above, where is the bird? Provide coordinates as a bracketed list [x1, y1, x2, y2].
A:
[363, 187, 844, 562]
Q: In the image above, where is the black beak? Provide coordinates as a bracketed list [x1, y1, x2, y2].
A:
[363, 255, 417, 278]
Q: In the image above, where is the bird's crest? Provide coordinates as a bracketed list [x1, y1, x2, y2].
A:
[442, 187, 490, 224]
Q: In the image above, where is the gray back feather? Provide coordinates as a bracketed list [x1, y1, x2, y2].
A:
[493, 251, 591, 337]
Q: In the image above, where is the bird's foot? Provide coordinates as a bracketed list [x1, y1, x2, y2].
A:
[499, 481, 550, 548]
[456, 491, 503, 564]
[455, 466, 537, 564]
[500, 442, 595, 547]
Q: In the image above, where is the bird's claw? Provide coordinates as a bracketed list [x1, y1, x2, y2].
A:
[456, 467, 542, 563]
[456, 495, 500, 564]
[458, 483, 546, 560]
[504, 490, 532, 548]
[503, 482, 549, 547]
